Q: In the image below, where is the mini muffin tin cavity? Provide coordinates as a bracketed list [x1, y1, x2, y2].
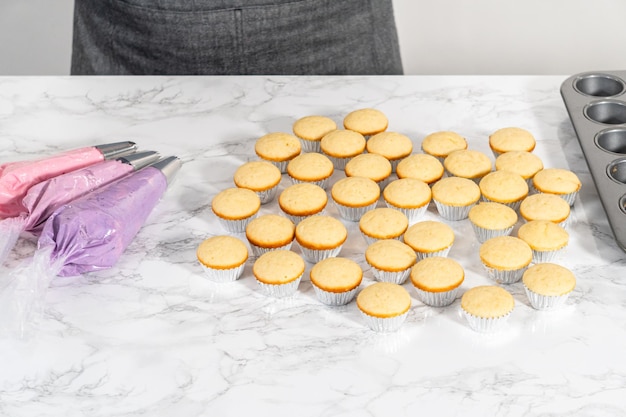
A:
[561, 70, 626, 251]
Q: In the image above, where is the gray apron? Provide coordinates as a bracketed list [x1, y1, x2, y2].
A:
[71, 0, 403, 75]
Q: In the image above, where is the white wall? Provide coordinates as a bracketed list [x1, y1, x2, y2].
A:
[1, 0, 626, 75]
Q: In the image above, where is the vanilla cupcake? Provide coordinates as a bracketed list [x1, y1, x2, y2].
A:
[468, 202, 518, 243]
[359, 207, 409, 245]
[331, 176, 380, 221]
[396, 153, 445, 185]
[356, 282, 411, 332]
[320, 129, 367, 170]
[253, 250, 305, 298]
[479, 236, 533, 284]
[365, 239, 417, 284]
[211, 187, 261, 233]
[233, 160, 282, 204]
[431, 176, 481, 221]
[532, 168, 581, 206]
[519, 193, 571, 227]
[403, 220, 455, 259]
[293, 115, 337, 153]
[254, 132, 302, 173]
[295, 215, 348, 262]
[489, 127, 536, 156]
[410, 257, 464, 307]
[286, 152, 334, 189]
[278, 182, 328, 224]
[345, 153, 392, 190]
[522, 263, 576, 310]
[383, 178, 432, 224]
[517, 220, 569, 263]
[421, 131, 468, 162]
[460, 285, 515, 333]
[479, 170, 529, 211]
[495, 151, 544, 187]
[310, 257, 363, 306]
[197, 235, 248, 283]
[366, 131, 414, 172]
[245, 214, 295, 257]
[343, 108, 388, 140]
[444, 149, 492, 182]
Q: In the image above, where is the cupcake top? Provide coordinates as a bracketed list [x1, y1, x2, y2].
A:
[495, 151, 544, 180]
[517, 220, 569, 251]
[383, 178, 432, 209]
[366, 131, 414, 161]
[278, 183, 328, 216]
[461, 285, 515, 319]
[356, 282, 412, 318]
[345, 153, 392, 183]
[522, 263, 576, 296]
[410, 256, 464, 292]
[444, 149, 492, 180]
[396, 153, 445, 184]
[245, 214, 295, 249]
[532, 168, 581, 195]
[519, 193, 571, 223]
[403, 220, 455, 253]
[479, 170, 529, 203]
[480, 236, 533, 270]
[310, 257, 363, 293]
[292, 115, 337, 142]
[489, 127, 536, 154]
[468, 202, 518, 230]
[359, 208, 409, 240]
[197, 235, 249, 269]
[252, 249, 305, 285]
[331, 176, 380, 208]
[212, 187, 261, 220]
[287, 152, 334, 182]
[421, 131, 468, 159]
[233, 160, 282, 192]
[255, 132, 302, 162]
[320, 129, 366, 159]
[295, 215, 348, 250]
[343, 108, 388, 136]
[431, 176, 481, 207]
[365, 239, 417, 272]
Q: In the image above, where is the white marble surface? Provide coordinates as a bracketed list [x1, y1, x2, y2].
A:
[0, 75, 625, 416]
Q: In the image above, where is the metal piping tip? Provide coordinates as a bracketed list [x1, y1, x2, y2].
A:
[150, 156, 182, 185]
[95, 141, 138, 159]
[118, 150, 160, 170]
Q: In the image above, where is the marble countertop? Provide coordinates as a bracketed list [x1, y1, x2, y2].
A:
[0, 75, 625, 416]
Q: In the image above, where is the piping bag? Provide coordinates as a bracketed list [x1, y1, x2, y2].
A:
[0, 141, 138, 219]
[0, 151, 160, 266]
[0, 156, 182, 337]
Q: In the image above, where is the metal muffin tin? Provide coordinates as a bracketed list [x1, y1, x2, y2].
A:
[561, 70, 626, 252]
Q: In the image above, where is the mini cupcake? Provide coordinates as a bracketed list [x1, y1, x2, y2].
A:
[383, 178, 432, 224]
[309, 257, 363, 306]
[356, 282, 412, 332]
[211, 187, 261, 233]
[517, 220, 569, 263]
[460, 285, 515, 333]
[245, 214, 296, 257]
[519, 193, 571, 228]
[286, 152, 334, 189]
[233, 160, 282, 204]
[278, 182, 328, 224]
[421, 131, 468, 162]
[396, 153, 445, 186]
[366, 131, 414, 172]
[410, 256, 464, 307]
[292, 115, 337, 153]
[343, 108, 388, 140]
[365, 239, 417, 284]
[431, 176, 481, 221]
[443, 149, 492, 183]
[403, 220, 455, 259]
[489, 127, 536, 157]
[479, 170, 529, 211]
[295, 215, 348, 262]
[359, 207, 409, 245]
[254, 132, 302, 173]
[532, 168, 581, 206]
[522, 263, 576, 310]
[320, 129, 366, 170]
[495, 151, 544, 187]
[253, 250, 305, 298]
[196, 235, 248, 283]
[345, 153, 392, 190]
[479, 236, 533, 284]
[331, 176, 380, 221]
[468, 202, 518, 243]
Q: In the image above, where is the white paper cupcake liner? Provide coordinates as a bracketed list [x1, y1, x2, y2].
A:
[216, 213, 258, 233]
[312, 284, 359, 306]
[530, 187, 579, 207]
[249, 241, 293, 258]
[369, 265, 411, 285]
[333, 200, 378, 222]
[200, 262, 245, 283]
[470, 223, 515, 244]
[360, 231, 403, 246]
[531, 247, 566, 264]
[298, 139, 322, 153]
[483, 264, 527, 284]
[299, 245, 343, 263]
[434, 200, 476, 221]
[481, 196, 523, 212]
[288, 176, 331, 190]
[383, 201, 429, 225]
[255, 186, 279, 205]
[461, 308, 512, 333]
[389, 158, 402, 173]
[412, 286, 460, 307]
[359, 310, 408, 333]
[263, 159, 289, 174]
[281, 208, 325, 225]
[326, 155, 353, 171]
[523, 285, 572, 310]
[415, 246, 451, 261]
[256, 275, 302, 298]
